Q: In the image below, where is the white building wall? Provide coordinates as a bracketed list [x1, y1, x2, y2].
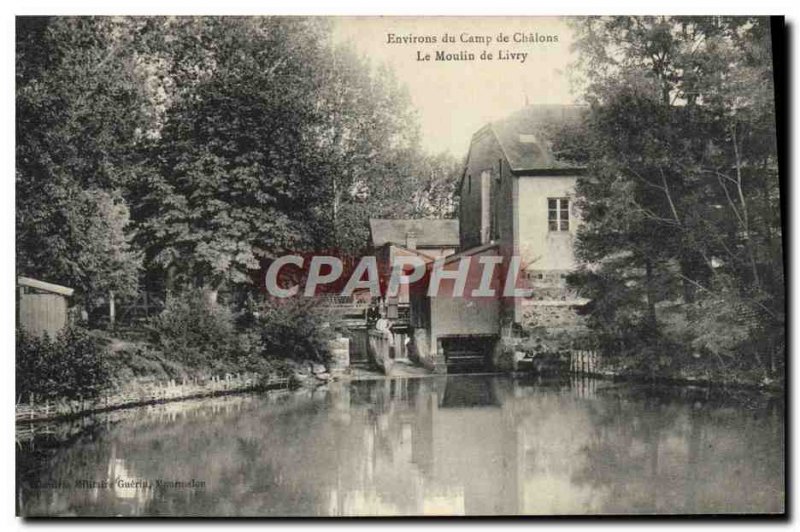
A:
[516, 176, 579, 272]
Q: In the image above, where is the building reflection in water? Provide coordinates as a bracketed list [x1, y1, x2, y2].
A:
[323, 375, 782, 516]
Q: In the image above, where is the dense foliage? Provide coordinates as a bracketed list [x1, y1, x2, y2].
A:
[15, 16, 464, 396]
[248, 298, 340, 364]
[147, 290, 337, 373]
[17, 16, 461, 306]
[16, 327, 111, 400]
[563, 17, 784, 382]
[147, 289, 242, 369]
[16, 17, 144, 306]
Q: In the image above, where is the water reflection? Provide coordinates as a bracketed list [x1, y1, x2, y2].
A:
[17, 375, 784, 516]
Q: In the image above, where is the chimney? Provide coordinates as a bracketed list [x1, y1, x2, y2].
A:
[405, 231, 417, 250]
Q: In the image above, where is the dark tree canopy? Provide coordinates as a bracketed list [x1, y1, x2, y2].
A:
[16, 16, 461, 302]
[16, 17, 147, 302]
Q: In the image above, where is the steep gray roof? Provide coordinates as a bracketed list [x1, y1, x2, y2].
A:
[369, 219, 459, 248]
[484, 104, 586, 173]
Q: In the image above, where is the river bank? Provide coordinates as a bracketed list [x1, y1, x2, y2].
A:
[15, 372, 292, 425]
[515, 342, 784, 393]
[16, 358, 783, 429]
[591, 368, 785, 394]
[16, 342, 403, 425]
[15, 324, 782, 425]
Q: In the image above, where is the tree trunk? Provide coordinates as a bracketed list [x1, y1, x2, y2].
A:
[645, 259, 658, 328]
[108, 290, 116, 328]
[680, 259, 696, 304]
[165, 264, 176, 304]
[679, 253, 709, 305]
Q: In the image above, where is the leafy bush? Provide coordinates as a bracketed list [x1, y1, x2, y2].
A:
[249, 298, 338, 364]
[684, 291, 784, 383]
[16, 326, 111, 401]
[147, 289, 342, 375]
[104, 341, 195, 383]
[147, 289, 241, 369]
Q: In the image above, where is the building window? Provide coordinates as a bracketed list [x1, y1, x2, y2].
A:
[548, 198, 570, 232]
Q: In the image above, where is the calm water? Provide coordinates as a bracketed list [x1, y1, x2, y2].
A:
[17, 375, 784, 516]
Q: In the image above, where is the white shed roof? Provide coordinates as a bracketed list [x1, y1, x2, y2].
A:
[17, 276, 74, 296]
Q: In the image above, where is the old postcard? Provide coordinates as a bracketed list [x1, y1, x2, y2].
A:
[15, 15, 785, 517]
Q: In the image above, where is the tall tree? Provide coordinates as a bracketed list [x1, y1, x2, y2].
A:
[130, 17, 437, 294]
[130, 18, 341, 298]
[16, 17, 146, 303]
[564, 16, 783, 377]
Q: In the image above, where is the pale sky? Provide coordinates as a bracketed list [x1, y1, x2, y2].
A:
[332, 17, 579, 157]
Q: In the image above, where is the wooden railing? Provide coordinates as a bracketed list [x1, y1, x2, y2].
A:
[114, 291, 165, 325]
[569, 349, 601, 375]
[318, 295, 371, 312]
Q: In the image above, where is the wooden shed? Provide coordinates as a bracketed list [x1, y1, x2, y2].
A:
[17, 276, 74, 338]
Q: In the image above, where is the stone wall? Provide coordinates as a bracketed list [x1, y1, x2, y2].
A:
[520, 301, 584, 329]
[493, 300, 588, 372]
